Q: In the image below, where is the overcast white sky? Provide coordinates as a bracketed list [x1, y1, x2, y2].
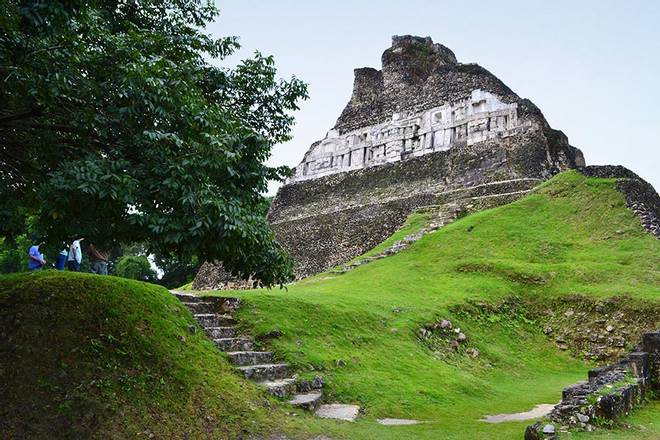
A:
[210, 0, 659, 194]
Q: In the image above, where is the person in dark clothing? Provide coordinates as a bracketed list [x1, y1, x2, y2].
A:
[55, 248, 68, 270]
[87, 244, 109, 275]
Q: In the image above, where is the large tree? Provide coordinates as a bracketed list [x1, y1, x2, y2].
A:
[0, 0, 307, 285]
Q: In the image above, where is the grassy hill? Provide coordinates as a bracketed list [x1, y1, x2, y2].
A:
[1, 170, 658, 439]
[0, 272, 303, 439]
[211, 170, 659, 439]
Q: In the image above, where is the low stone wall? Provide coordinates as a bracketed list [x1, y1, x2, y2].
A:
[525, 331, 660, 439]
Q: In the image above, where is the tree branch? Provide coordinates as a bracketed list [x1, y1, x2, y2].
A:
[0, 109, 41, 125]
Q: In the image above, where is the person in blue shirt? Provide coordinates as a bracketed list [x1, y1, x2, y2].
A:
[28, 242, 46, 270]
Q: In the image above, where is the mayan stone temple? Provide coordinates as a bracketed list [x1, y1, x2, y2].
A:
[268, 35, 586, 278]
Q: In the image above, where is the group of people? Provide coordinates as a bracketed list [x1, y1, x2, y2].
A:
[28, 238, 109, 275]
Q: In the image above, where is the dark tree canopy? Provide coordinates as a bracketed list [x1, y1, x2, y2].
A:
[0, 0, 308, 285]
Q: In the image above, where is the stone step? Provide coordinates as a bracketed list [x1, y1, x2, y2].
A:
[205, 326, 236, 339]
[317, 404, 360, 421]
[182, 301, 220, 314]
[259, 378, 297, 398]
[194, 313, 236, 328]
[435, 178, 541, 203]
[213, 337, 254, 352]
[173, 291, 240, 310]
[288, 392, 323, 411]
[237, 363, 289, 381]
[219, 297, 241, 312]
[226, 350, 273, 366]
[172, 292, 207, 303]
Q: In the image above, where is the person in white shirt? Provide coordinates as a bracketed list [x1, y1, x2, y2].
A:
[67, 238, 84, 271]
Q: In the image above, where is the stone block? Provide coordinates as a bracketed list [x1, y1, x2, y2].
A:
[588, 367, 606, 381]
[628, 351, 649, 380]
[642, 331, 660, 354]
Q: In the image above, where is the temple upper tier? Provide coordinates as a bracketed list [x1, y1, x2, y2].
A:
[288, 35, 584, 183]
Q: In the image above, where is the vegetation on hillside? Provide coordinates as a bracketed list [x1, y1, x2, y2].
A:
[212, 171, 660, 439]
[0, 0, 307, 286]
[115, 255, 157, 282]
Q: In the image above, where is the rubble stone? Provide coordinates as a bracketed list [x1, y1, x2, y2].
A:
[192, 261, 258, 291]
[466, 348, 480, 358]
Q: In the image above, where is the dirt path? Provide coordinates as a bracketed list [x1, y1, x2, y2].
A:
[481, 403, 555, 423]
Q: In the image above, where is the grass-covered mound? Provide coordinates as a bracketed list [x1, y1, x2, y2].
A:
[0, 272, 289, 440]
[210, 171, 660, 440]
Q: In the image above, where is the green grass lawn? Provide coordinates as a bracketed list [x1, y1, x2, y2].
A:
[208, 171, 659, 439]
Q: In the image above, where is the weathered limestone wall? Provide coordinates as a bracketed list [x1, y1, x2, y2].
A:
[270, 142, 547, 277]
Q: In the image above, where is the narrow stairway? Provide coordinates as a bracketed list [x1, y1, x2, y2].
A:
[330, 201, 463, 274]
[172, 291, 323, 411]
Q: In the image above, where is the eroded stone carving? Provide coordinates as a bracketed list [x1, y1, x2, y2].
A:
[292, 89, 525, 182]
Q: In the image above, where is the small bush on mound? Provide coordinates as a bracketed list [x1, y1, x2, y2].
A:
[0, 272, 282, 439]
[115, 255, 156, 282]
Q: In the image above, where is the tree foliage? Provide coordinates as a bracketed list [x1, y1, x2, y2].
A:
[0, 235, 29, 273]
[0, 0, 307, 286]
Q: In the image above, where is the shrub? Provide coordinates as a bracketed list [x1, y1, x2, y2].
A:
[115, 255, 156, 282]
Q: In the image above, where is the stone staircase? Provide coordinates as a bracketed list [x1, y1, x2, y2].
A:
[172, 291, 323, 410]
[329, 201, 463, 274]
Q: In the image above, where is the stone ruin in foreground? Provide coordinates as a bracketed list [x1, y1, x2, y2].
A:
[267, 35, 585, 278]
[525, 331, 660, 439]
